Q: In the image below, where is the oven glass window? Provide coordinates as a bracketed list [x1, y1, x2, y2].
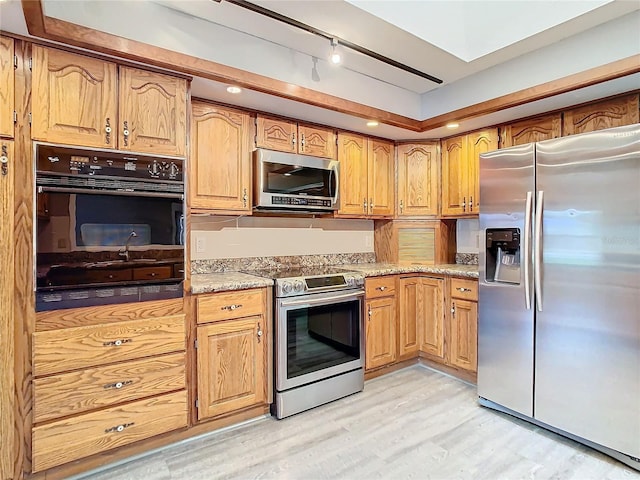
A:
[263, 161, 334, 197]
[286, 299, 360, 379]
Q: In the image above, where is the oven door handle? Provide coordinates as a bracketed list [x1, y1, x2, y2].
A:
[279, 292, 362, 308]
[37, 185, 184, 200]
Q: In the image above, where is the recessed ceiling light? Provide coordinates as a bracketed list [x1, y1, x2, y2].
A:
[226, 86, 242, 94]
[366, 120, 379, 127]
[446, 122, 460, 129]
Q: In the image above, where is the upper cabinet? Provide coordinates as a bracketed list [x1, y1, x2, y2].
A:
[256, 115, 336, 159]
[189, 101, 253, 213]
[32, 46, 187, 156]
[499, 113, 562, 148]
[441, 129, 497, 217]
[0, 37, 15, 139]
[396, 142, 439, 217]
[563, 94, 639, 136]
[337, 133, 394, 217]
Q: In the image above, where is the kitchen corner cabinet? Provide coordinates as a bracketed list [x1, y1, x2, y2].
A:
[0, 37, 15, 139]
[397, 277, 420, 360]
[189, 102, 253, 213]
[365, 276, 397, 370]
[441, 129, 497, 217]
[563, 94, 639, 136]
[256, 115, 336, 159]
[31, 45, 187, 156]
[396, 142, 439, 217]
[499, 113, 562, 147]
[195, 288, 270, 420]
[337, 133, 394, 217]
[448, 278, 478, 372]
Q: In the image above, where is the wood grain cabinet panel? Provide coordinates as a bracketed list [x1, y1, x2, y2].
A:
[32, 390, 188, 472]
[441, 135, 467, 216]
[397, 142, 439, 217]
[563, 94, 639, 135]
[33, 315, 186, 376]
[338, 132, 368, 215]
[0, 37, 14, 138]
[196, 316, 267, 419]
[118, 66, 187, 156]
[417, 277, 445, 361]
[33, 352, 186, 423]
[189, 102, 252, 212]
[31, 45, 118, 148]
[365, 296, 397, 370]
[449, 299, 478, 372]
[131, 265, 173, 281]
[365, 275, 397, 299]
[467, 129, 497, 213]
[500, 113, 562, 147]
[255, 116, 296, 153]
[197, 288, 265, 324]
[298, 124, 336, 159]
[398, 277, 419, 360]
[368, 139, 394, 216]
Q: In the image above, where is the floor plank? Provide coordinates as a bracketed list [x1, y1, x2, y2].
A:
[71, 366, 639, 480]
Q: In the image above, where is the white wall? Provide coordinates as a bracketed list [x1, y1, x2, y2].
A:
[191, 216, 374, 260]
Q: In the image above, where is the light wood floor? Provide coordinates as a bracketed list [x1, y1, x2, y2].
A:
[73, 366, 639, 480]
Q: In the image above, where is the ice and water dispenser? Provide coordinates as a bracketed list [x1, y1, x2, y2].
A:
[485, 228, 521, 284]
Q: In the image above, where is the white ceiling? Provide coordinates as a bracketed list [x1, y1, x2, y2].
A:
[1, 0, 639, 140]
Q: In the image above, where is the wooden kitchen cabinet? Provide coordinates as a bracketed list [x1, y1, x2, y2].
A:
[256, 115, 336, 159]
[499, 113, 562, 147]
[31, 45, 118, 148]
[118, 66, 187, 156]
[563, 94, 639, 135]
[365, 276, 397, 370]
[448, 278, 478, 373]
[0, 37, 15, 139]
[337, 133, 394, 217]
[195, 288, 271, 421]
[397, 277, 420, 360]
[441, 129, 497, 216]
[189, 102, 253, 213]
[31, 46, 187, 155]
[397, 142, 439, 217]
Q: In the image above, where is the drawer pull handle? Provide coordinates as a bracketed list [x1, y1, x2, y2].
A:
[221, 304, 242, 311]
[257, 323, 263, 343]
[104, 380, 134, 390]
[376, 286, 386, 291]
[103, 339, 132, 347]
[105, 422, 134, 434]
[456, 287, 472, 293]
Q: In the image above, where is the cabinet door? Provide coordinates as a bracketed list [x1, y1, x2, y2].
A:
[255, 115, 296, 153]
[440, 135, 467, 216]
[500, 113, 561, 148]
[467, 129, 498, 214]
[298, 124, 336, 159]
[368, 139, 394, 217]
[196, 316, 266, 420]
[0, 37, 14, 139]
[0, 140, 14, 480]
[119, 66, 187, 156]
[31, 46, 117, 148]
[449, 299, 477, 372]
[397, 143, 439, 217]
[398, 277, 419, 359]
[365, 296, 396, 370]
[337, 133, 368, 216]
[563, 94, 640, 136]
[189, 102, 252, 212]
[419, 277, 444, 361]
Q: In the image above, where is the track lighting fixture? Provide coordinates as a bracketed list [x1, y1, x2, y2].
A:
[330, 38, 341, 65]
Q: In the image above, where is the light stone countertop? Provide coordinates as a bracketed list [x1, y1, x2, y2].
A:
[338, 263, 479, 279]
[190, 272, 274, 294]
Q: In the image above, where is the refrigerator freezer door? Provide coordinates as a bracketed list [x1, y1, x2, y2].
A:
[478, 143, 535, 417]
[535, 124, 640, 459]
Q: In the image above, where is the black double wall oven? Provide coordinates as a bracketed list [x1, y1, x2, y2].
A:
[35, 143, 185, 311]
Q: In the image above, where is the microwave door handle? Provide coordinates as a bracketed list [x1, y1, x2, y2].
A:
[331, 164, 339, 206]
[280, 292, 360, 308]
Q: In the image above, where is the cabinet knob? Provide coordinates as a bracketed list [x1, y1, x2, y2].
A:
[470, 196, 474, 212]
[291, 132, 296, 148]
[363, 198, 368, 213]
[457, 287, 472, 293]
[257, 323, 263, 343]
[243, 188, 248, 208]
[221, 304, 243, 311]
[451, 303, 456, 317]
[399, 199, 403, 214]
[123, 121, 130, 146]
[376, 286, 386, 291]
[105, 118, 111, 144]
[1, 144, 8, 176]
[462, 197, 466, 212]
[105, 422, 134, 434]
[369, 198, 373, 213]
[104, 380, 133, 390]
[368, 308, 372, 318]
[300, 133, 305, 151]
[103, 338, 132, 347]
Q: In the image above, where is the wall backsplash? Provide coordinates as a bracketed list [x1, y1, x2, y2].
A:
[456, 218, 480, 254]
[190, 216, 374, 260]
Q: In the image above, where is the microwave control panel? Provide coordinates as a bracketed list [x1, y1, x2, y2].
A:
[271, 196, 332, 207]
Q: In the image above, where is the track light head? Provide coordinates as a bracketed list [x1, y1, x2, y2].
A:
[330, 38, 341, 65]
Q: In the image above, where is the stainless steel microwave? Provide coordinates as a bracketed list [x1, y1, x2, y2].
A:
[253, 148, 339, 211]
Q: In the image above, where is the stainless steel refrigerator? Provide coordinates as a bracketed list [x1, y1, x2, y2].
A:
[478, 123, 640, 470]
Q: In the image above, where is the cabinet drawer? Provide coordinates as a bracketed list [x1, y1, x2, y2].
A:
[132, 265, 173, 281]
[33, 315, 185, 376]
[197, 288, 264, 324]
[33, 352, 186, 423]
[365, 276, 396, 299]
[84, 268, 132, 283]
[32, 390, 187, 472]
[450, 278, 478, 301]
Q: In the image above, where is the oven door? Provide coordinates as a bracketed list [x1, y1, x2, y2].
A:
[276, 289, 364, 391]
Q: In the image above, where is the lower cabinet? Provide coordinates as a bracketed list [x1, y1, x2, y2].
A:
[195, 288, 271, 421]
[448, 278, 478, 373]
[365, 276, 397, 370]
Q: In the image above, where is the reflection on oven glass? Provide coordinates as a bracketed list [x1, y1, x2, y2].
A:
[286, 302, 360, 379]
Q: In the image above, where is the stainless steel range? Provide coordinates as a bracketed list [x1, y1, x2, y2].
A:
[252, 266, 365, 419]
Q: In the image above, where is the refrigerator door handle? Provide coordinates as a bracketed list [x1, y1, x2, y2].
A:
[524, 191, 533, 310]
[534, 190, 544, 311]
